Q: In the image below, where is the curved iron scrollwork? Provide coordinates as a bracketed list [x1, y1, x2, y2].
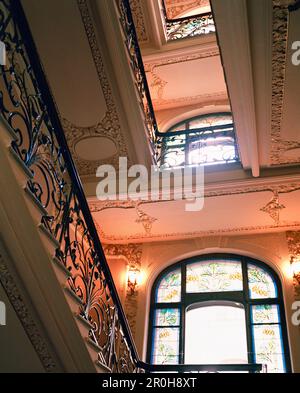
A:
[117, 0, 159, 163]
[161, 0, 215, 41]
[0, 0, 139, 373]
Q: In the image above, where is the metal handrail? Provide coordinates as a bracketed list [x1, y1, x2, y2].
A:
[118, 0, 159, 161]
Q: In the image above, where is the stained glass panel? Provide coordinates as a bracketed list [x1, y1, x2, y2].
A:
[156, 268, 181, 303]
[152, 327, 180, 365]
[154, 309, 180, 327]
[251, 305, 280, 324]
[186, 259, 243, 293]
[252, 324, 285, 373]
[248, 264, 277, 299]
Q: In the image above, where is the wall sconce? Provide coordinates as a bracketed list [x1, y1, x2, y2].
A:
[127, 267, 140, 295]
[290, 256, 300, 285]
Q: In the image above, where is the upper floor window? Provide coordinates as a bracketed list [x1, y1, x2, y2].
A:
[148, 254, 291, 373]
[162, 0, 215, 41]
[158, 113, 239, 169]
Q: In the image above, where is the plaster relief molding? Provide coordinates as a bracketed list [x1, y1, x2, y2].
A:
[144, 49, 221, 109]
[152, 92, 228, 110]
[135, 205, 157, 234]
[103, 243, 143, 338]
[286, 230, 300, 258]
[164, 0, 210, 19]
[286, 230, 300, 296]
[147, 65, 168, 101]
[260, 191, 286, 225]
[89, 181, 300, 243]
[129, 0, 149, 43]
[62, 114, 128, 176]
[124, 290, 138, 338]
[90, 200, 158, 234]
[0, 251, 56, 371]
[144, 48, 219, 70]
[89, 181, 300, 211]
[103, 243, 142, 269]
[271, 0, 300, 165]
[62, 0, 130, 176]
[97, 221, 300, 244]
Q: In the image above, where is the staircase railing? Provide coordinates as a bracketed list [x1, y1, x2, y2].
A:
[160, 0, 215, 41]
[0, 0, 140, 373]
[117, 0, 160, 164]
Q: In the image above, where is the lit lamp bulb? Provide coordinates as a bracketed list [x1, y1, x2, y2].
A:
[127, 267, 140, 295]
[290, 256, 300, 285]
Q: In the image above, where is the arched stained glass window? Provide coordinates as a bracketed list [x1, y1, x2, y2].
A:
[148, 254, 291, 373]
[158, 113, 239, 168]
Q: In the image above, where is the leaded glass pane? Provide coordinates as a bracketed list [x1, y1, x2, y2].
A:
[248, 264, 277, 299]
[152, 327, 180, 365]
[156, 268, 181, 303]
[251, 305, 280, 324]
[252, 324, 285, 373]
[188, 136, 236, 165]
[186, 259, 243, 293]
[154, 309, 180, 326]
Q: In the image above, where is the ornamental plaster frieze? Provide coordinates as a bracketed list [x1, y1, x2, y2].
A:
[103, 243, 142, 269]
[286, 230, 300, 258]
[271, 0, 300, 165]
[102, 242, 143, 338]
[89, 182, 300, 242]
[164, 0, 210, 19]
[129, 0, 149, 43]
[88, 181, 300, 213]
[286, 230, 300, 296]
[97, 221, 300, 244]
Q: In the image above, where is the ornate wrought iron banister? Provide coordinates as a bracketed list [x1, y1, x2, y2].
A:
[117, 0, 159, 163]
[0, 0, 139, 372]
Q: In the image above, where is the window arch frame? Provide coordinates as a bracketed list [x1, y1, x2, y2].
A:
[147, 253, 291, 372]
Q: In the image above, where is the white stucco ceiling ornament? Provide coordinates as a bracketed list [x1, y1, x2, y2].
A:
[135, 204, 157, 234]
[260, 191, 285, 225]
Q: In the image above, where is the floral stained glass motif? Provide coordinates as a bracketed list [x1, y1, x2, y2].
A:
[154, 309, 180, 327]
[248, 264, 277, 299]
[156, 268, 181, 303]
[186, 260, 243, 293]
[152, 327, 180, 365]
[251, 305, 280, 324]
[252, 324, 285, 373]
